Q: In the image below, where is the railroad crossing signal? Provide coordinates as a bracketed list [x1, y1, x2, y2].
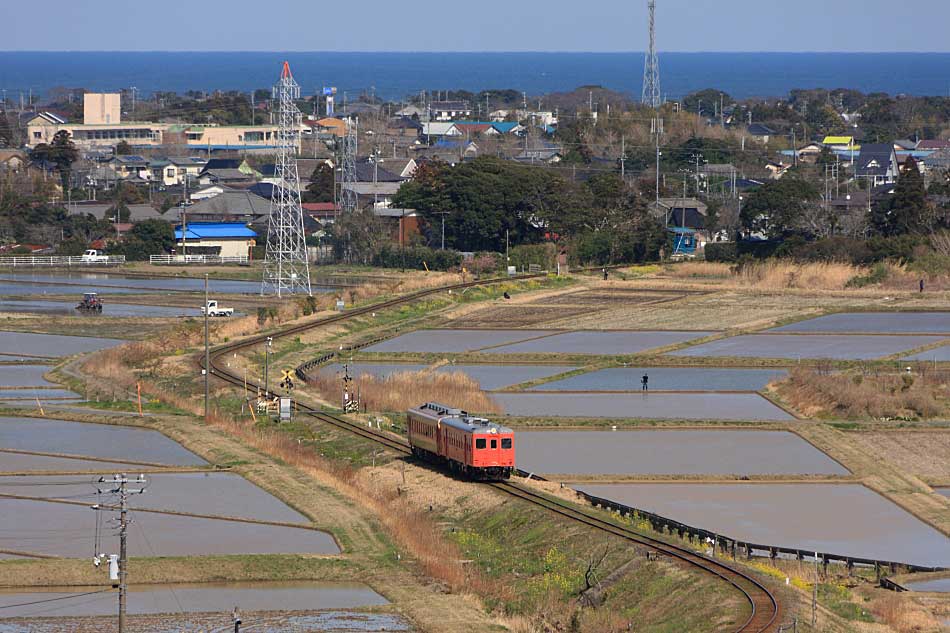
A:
[279, 369, 295, 391]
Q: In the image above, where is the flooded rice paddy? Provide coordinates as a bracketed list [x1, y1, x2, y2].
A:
[0, 497, 338, 557]
[366, 329, 713, 355]
[772, 312, 950, 334]
[0, 365, 54, 387]
[516, 430, 847, 476]
[576, 483, 950, 568]
[493, 392, 794, 421]
[905, 345, 950, 361]
[936, 488, 950, 499]
[0, 272, 261, 294]
[487, 331, 714, 355]
[0, 417, 206, 466]
[670, 334, 945, 360]
[0, 299, 210, 318]
[530, 367, 787, 392]
[0, 473, 309, 524]
[0, 389, 81, 400]
[0, 331, 122, 358]
[0, 452, 141, 473]
[0, 582, 388, 618]
[321, 362, 576, 390]
[902, 577, 950, 592]
[363, 329, 552, 353]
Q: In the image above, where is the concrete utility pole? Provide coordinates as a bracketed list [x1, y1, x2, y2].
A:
[98, 474, 145, 633]
[204, 274, 210, 421]
[264, 337, 273, 396]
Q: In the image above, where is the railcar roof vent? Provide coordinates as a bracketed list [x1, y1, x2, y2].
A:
[423, 402, 466, 416]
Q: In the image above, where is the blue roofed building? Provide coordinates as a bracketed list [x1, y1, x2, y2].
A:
[174, 222, 257, 259]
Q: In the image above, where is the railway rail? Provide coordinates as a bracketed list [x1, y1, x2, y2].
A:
[204, 272, 780, 632]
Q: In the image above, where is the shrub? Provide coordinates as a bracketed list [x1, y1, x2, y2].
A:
[371, 245, 462, 271]
[845, 263, 889, 288]
[704, 241, 737, 262]
[508, 243, 557, 271]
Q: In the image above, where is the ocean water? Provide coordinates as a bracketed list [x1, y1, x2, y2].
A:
[1, 52, 949, 101]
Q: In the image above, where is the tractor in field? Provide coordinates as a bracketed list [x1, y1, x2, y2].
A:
[76, 292, 103, 314]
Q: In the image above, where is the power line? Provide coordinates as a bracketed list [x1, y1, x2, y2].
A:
[0, 589, 114, 611]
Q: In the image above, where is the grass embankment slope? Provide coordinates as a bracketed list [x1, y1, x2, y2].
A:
[51, 273, 782, 633]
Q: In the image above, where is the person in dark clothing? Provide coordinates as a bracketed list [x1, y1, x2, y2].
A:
[641, 374, 649, 391]
[603, 268, 609, 281]
[920, 279, 925, 293]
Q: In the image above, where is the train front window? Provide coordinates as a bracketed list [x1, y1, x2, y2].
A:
[475, 438, 486, 449]
[501, 438, 512, 449]
[490, 439, 497, 449]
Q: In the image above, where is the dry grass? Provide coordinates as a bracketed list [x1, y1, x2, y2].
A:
[666, 261, 865, 290]
[871, 593, 943, 633]
[306, 369, 501, 414]
[81, 346, 497, 602]
[773, 367, 945, 420]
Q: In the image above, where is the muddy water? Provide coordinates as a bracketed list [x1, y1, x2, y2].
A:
[364, 329, 551, 353]
[322, 362, 576, 390]
[530, 367, 787, 392]
[0, 473, 308, 524]
[0, 497, 338, 557]
[0, 366, 54, 387]
[905, 345, 950, 361]
[493, 393, 794, 421]
[0, 452, 138, 473]
[670, 334, 946, 360]
[576, 483, 950, 568]
[0, 331, 122, 357]
[490, 331, 713, 355]
[0, 299, 211, 318]
[516, 430, 847, 476]
[773, 312, 950, 334]
[0, 581, 388, 618]
[902, 577, 950, 592]
[0, 417, 206, 466]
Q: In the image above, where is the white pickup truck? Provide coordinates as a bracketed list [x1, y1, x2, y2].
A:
[200, 300, 234, 317]
[80, 249, 109, 262]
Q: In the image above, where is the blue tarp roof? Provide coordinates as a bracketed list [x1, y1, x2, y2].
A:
[175, 222, 257, 240]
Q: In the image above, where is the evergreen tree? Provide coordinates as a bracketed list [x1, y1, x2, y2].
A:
[30, 130, 79, 194]
[872, 157, 929, 236]
[303, 163, 335, 203]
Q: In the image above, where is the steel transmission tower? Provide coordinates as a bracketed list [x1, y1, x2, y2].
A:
[262, 61, 312, 297]
[340, 118, 358, 215]
[641, 0, 661, 109]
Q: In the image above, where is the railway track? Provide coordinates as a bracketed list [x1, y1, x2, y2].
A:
[205, 274, 780, 632]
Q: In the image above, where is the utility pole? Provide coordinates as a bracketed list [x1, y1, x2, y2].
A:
[263, 337, 273, 397]
[652, 117, 664, 213]
[620, 135, 626, 181]
[204, 274, 210, 422]
[98, 474, 145, 633]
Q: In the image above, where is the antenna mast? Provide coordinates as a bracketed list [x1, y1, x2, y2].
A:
[641, 0, 661, 109]
[262, 61, 312, 297]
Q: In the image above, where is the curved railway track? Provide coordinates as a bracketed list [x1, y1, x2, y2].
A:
[205, 274, 779, 632]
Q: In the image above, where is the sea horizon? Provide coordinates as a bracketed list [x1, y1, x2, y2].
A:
[2, 51, 949, 102]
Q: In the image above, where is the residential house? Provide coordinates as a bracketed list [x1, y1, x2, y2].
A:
[150, 156, 207, 187]
[174, 222, 257, 259]
[386, 117, 423, 138]
[189, 184, 227, 201]
[395, 104, 425, 118]
[110, 155, 151, 180]
[421, 122, 461, 139]
[515, 145, 562, 164]
[855, 144, 900, 186]
[428, 101, 472, 121]
[918, 139, 950, 152]
[893, 139, 918, 152]
[377, 158, 417, 179]
[68, 202, 164, 223]
[179, 188, 272, 224]
[198, 158, 260, 186]
[374, 208, 421, 246]
[0, 150, 28, 172]
[308, 117, 347, 138]
[765, 161, 790, 180]
[489, 122, 525, 136]
[795, 142, 825, 163]
[747, 124, 775, 144]
[654, 198, 711, 251]
[454, 122, 494, 138]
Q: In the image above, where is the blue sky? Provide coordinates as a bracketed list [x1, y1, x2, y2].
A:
[6, 0, 950, 52]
